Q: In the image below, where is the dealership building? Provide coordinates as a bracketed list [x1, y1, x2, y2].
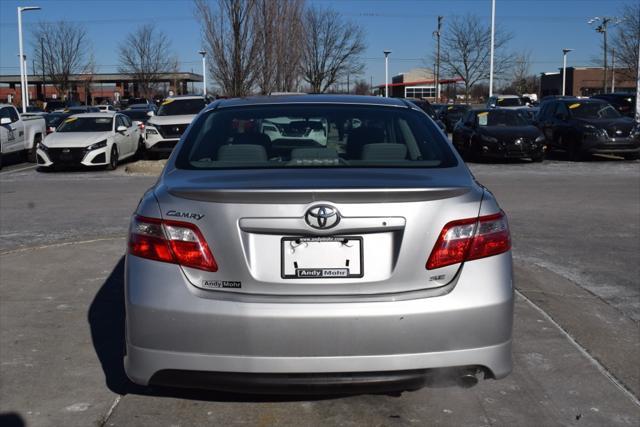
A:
[0, 72, 203, 106]
[540, 66, 636, 97]
[375, 68, 463, 100]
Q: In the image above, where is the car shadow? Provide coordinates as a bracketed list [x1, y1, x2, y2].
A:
[88, 257, 480, 404]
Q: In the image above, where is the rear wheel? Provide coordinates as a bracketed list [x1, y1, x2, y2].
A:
[107, 146, 118, 170]
[565, 137, 586, 162]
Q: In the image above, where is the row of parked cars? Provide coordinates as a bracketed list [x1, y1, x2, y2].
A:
[0, 95, 209, 170]
[422, 93, 638, 162]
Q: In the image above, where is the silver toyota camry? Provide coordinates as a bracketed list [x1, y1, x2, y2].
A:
[125, 95, 513, 393]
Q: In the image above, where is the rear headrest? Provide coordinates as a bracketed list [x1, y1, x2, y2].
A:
[346, 127, 386, 159]
[290, 147, 338, 160]
[217, 144, 267, 162]
[361, 143, 407, 161]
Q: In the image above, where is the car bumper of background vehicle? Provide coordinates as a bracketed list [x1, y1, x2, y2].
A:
[480, 144, 545, 159]
[124, 252, 514, 387]
[37, 146, 109, 167]
[146, 139, 179, 153]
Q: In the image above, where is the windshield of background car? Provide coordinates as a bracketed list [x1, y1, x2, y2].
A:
[157, 99, 206, 116]
[478, 110, 528, 126]
[176, 105, 458, 169]
[57, 117, 113, 132]
[122, 110, 149, 121]
[45, 114, 70, 128]
[567, 102, 621, 119]
[496, 97, 524, 107]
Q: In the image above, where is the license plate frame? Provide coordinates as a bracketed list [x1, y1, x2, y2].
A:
[280, 236, 364, 279]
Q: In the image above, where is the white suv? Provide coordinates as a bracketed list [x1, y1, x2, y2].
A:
[144, 95, 207, 157]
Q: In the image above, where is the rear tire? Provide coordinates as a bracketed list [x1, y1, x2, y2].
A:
[134, 138, 147, 160]
[107, 146, 118, 170]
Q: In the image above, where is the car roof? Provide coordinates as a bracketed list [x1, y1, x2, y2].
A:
[211, 94, 408, 111]
[165, 95, 206, 101]
[69, 112, 116, 118]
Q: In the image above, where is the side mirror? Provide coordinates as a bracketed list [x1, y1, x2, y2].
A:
[116, 125, 127, 133]
[147, 111, 155, 117]
[0, 117, 11, 125]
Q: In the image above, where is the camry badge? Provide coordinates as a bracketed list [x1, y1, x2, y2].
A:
[305, 205, 340, 229]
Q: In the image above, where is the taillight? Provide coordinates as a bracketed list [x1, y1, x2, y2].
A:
[138, 122, 145, 130]
[426, 211, 510, 270]
[128, 215, 218, 272]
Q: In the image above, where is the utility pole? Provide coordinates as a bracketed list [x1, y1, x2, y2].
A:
[588, 16, 621, 94]
[198, 50, 207, 96]
[489, 0, 496, 97]
[433, 15, 443, 101]
[384, 50, 392, 98]
[562, 48, 572, 96]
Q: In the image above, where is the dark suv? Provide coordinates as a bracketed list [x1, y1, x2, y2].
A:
[591, 93, 636, 118]
[536, 98, 639, 160]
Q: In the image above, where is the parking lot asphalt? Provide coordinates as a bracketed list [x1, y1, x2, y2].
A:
[1, 158, 639, 426]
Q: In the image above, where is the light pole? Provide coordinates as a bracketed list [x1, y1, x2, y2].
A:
[198, 50, 207, 96]
[17, 6, 40, 113]
[383, 50, 391, 98]
[611, 48, 615, 92]
[489, 0, 496, 97]
[562, 48, 572, 96]
[433, 16, 443, 101]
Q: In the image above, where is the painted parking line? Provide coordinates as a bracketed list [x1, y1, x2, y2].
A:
[0, 164, 37, 175]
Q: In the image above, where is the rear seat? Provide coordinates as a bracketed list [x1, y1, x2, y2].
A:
[290, 147, 338, 160]
[361, 143, 407, 161]
[217, 144, 267, 162]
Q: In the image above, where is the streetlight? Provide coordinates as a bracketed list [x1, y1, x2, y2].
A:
[198, 50, 207, 96]
[588, 16, 621, 93]
[562, 48, 572, 96]
[432, 16, 443, 101]
[383, 49, 391, 98]
[17, 6, 41, 113]
[488, 0, 496, 97]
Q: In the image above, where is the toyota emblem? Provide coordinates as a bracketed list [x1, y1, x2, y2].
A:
[305, 205, 340, 229]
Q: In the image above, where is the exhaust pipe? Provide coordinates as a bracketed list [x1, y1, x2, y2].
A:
[458, 368, 481, 388]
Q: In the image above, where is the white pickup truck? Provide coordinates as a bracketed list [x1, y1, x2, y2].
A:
[0, 104, 47, 168]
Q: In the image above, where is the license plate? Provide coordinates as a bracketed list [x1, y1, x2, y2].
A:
[281, 236, 363, 279]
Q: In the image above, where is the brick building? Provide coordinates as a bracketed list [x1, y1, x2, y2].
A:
[540, 67, 636, 97]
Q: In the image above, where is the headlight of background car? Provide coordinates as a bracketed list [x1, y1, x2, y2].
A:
[535, 135, 545, 144]
[86, 140, 107, 151]
[582, 125, 607, 139]
[480, 134, 498, 143]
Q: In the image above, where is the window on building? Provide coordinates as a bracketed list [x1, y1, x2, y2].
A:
[405, 87, 436, 99]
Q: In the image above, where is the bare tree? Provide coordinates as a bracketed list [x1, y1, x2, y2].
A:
[511, 50, 532, 94]
[31, 21, 91, 98]
[118, 24, 178, 98]
[611, 2, 640, 82]
[438, 14, 512, 102]
[253, 0, 305, 94]
[195, 0, 258, 97]
[301, 6, 366, 93]
[353, 79, 371, 95]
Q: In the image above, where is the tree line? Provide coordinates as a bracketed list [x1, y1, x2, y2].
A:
[29, 0, 638, 101]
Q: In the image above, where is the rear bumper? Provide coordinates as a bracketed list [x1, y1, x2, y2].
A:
[124, 252, 514, 387]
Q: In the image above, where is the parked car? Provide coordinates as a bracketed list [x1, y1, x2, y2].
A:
[405, 98, 447, 131]
[125, 98, 151, 108]
[128, 103, 157, 113]
[452, 108, 545, 162]
[97, 105, 117, 113]
[515, 107, 539, 124]
[486, 95, 528, 109]
[124, 95, 514, 393]
[25, 106, 46, 115]
[37, 112, 142, 170]
[439, 104, 471, 133]
[144, 95, 207, 156]
[536, 97, 639, 160]
[43, 112, 72, 134]
[121, 108, 153, 134]
[590, 93, 636, 118]
[0, 103, 47, 167]
[43, 100, 66, 112]
[64, 106, 100, 114]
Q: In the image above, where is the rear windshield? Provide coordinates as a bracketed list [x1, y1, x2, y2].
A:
[567, 102, 621, 119]
[57, 117, 112, 132]
[158, 99, 206, 116]
[495, 97, 524, 107]
[122, 110, 149, 121]
[478, 110, 528, 127]
[176, 105, 458, 170]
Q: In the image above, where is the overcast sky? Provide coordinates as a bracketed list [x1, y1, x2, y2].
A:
[0, 0, 633, 88]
